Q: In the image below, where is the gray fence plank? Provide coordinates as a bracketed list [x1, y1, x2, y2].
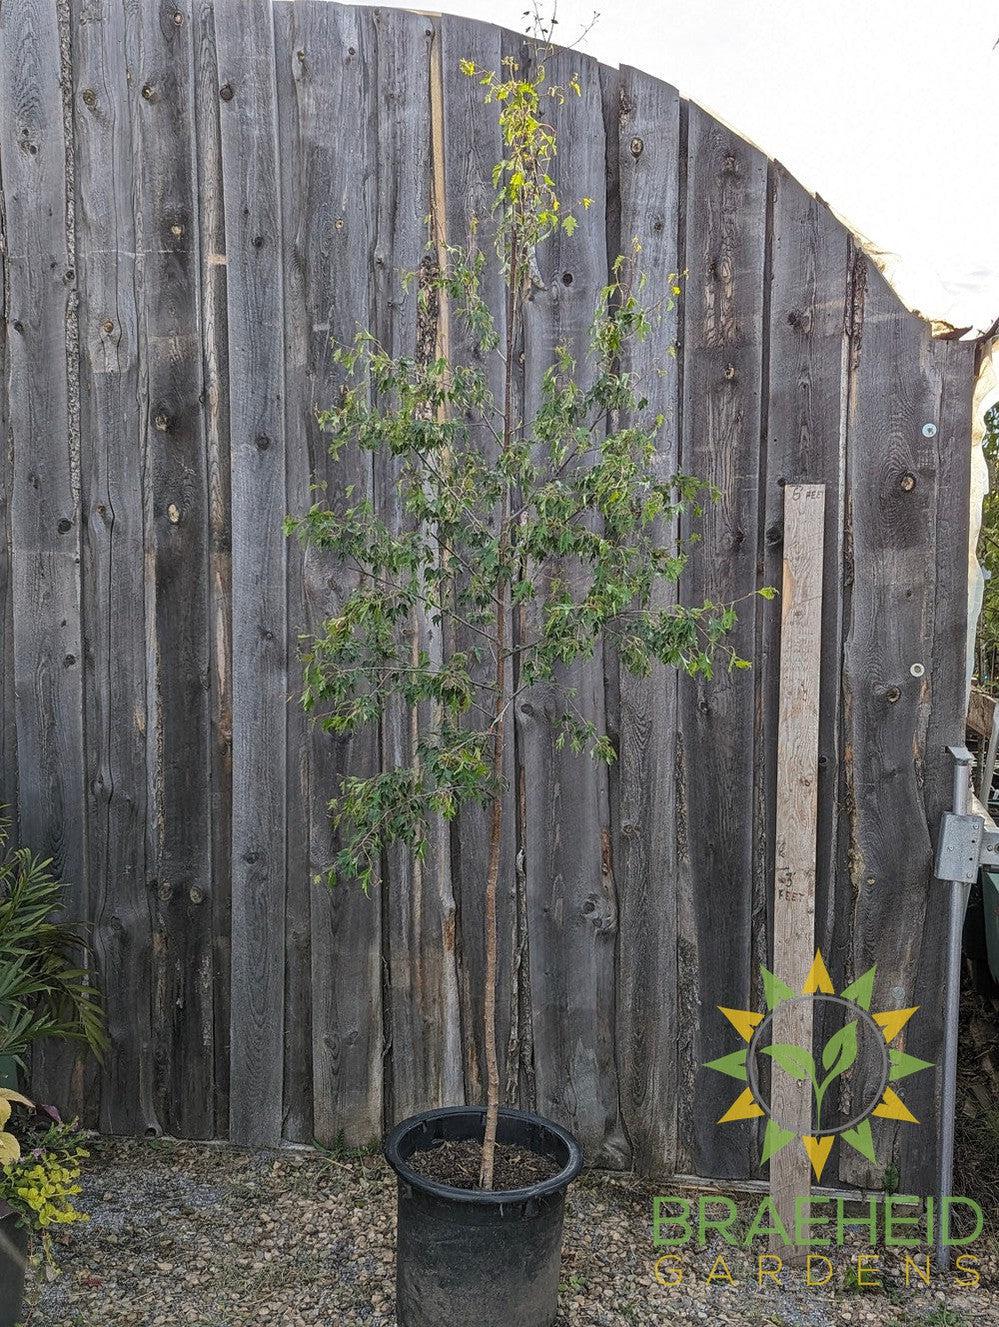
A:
[273, 0, 313, 1148]
[192, 0, 233, 1140]
[677, 104, 768, 1178]
[132, 0, 216, 1141]
[215, 0, 288, 1145]
[843, 261, 972, 1191]
[371, 6, 463, 1124]
[518, 44, 627, 1166]
[0, 0, 88, 1115]
[762, 167, 851, 1164]
[613, 65, 683, 1176]
[908, 334, 974, 1194]
[0, 144, 14, 840]
[70, 0, 156, 1135]
[437, 12, 515, 1111]
[277, 0, 387, 1147]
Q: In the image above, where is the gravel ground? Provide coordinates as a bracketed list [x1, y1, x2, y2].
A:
[20, 1137, 999, 1327]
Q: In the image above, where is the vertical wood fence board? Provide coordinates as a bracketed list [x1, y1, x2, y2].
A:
[72, 0, 158, 1135]
[900, 335, 973, 1195]
[277, 0, 384, 1147]
[769, 483, 825, 1246]
[764, 169, 851, 970]
[0, 140, 15, 838]
[518, 45, 627, 1166]
[215, 0, 288, 1145]
[762, 169, 851, 1118]
[840, 261, 952, 1189]
[437, 12, 515, 1109]
[677, 104, 768, 1178]
[135, 0, 216, 1141]
[273, 0, 313, 1146]
[372, 6, 460, 1124]
[192, 0, 233, 1140]
[613, 65, 682, 1176]
[0, 0, 88, 1112]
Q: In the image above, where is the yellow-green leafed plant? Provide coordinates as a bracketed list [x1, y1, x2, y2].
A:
[0, 1090, 89, 1270]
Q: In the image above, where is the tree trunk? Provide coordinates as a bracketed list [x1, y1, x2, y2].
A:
[480, 225, 520, 1189]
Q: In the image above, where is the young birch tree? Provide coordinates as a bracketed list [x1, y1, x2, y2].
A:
[287, 48, 760, 1187]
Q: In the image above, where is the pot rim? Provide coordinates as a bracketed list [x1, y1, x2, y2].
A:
[384, 1104, 583, 1206]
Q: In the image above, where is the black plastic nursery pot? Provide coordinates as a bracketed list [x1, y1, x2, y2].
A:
[385, 1105, 583, 1327]
[0, 1210, 28, 1327]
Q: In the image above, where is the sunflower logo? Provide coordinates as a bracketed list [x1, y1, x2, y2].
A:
[706, 951, 933, 1182]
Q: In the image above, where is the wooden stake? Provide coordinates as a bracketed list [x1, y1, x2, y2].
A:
[769, 484, 825, 1255]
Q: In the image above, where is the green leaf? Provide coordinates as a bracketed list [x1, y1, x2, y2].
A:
[760, 967, 795, 1010]
[889, 1049, 934, 1082]
[841, 1117, 877, 1164]
[704, 1049, 748, 1082]
[840, 966, 877, 1010]
[761, 1119, 797, 1164]
[761, 1043, 817, 1087]
[821, 1020, 858, 1082]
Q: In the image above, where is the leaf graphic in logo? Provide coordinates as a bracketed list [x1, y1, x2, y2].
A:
[821, 1020, 858, 1085]
[761, 1043, 817, 1088]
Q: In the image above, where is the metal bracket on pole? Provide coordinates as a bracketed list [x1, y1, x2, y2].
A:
[935, 745, 977, 1271]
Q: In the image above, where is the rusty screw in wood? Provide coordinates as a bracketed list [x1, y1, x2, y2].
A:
[102, 319, 115, 334]
[219, 82, 234, 102]
[82, 88, 97, 109]
[189, 886, 205, 905]
[900, 472, 916, 491]
[630, 136, 643, 158]
[141, 84, 156, 101]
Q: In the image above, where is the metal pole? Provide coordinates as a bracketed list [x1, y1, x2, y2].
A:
[937, 746, 973, 1270]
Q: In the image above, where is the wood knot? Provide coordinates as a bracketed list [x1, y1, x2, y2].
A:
[219, 82, 234, 102]
[900, 472, 916, 492]
[630, 136, 643, 158]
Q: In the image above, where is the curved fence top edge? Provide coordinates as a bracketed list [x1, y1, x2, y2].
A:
[304, 0, 984, 344]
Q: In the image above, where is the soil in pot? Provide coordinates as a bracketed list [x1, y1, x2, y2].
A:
[410, 1138, 559, 1190]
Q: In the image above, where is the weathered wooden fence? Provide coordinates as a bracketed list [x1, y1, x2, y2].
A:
[0, 0, 980, 1191]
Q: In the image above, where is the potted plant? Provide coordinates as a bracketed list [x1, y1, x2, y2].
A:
[0, 1091, 89, 1327]
[287, 36, 753, 1327]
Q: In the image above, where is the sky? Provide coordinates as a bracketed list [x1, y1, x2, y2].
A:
[355, 0, 999, 336]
